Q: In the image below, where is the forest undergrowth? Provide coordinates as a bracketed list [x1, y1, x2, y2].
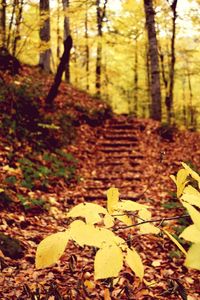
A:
[0, 67, 200, 299]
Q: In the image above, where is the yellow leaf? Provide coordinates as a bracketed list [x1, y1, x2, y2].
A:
[67, 203, 109, 225]
[94, 245, 123, 280]
[182, 202, 200, 231]
[125, 247, 144, 281]
[103, 213, 114, 228]
[0, 188, 4, 193]
[181, 192, 200, 208]
[183, 185, 200, 196]
[106, 187, 119, 214]
[84, 280, 95, 290]
[185, 243, 200, 270]
[182, 162, 200, 189]
[180, 225, 200, 243]
[36, 230, 70, 269]
[115, 214, 132, 226]
[163, 229, 187, 256]
[139, 223, 160, 235]
[69, 220, 120, 248]
[138, 209, 152, 220]
[117, 200, 148, 212]
[170, 168, 189, 197]
[138, 209, 160, 234]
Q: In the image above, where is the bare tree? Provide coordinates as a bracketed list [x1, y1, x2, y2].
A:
[143, 0, 162, 121]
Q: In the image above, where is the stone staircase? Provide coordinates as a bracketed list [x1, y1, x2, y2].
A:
[73, 116, 147, 204]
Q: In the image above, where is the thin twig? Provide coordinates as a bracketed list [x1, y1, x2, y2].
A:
[113, 214, 189, 231]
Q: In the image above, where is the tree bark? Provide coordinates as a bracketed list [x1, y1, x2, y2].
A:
[0, 0, 6, 47]
[45, 35, 72, 108]
[143, 0, 162, 121]
[165, 0, 178, 124]
[62, 0, 70, 82]
[39, 0, 51, 73]
[12, 0, 23, 56]
[95, 0, 107, 97]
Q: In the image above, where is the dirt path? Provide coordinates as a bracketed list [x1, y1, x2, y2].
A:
[1, 114, 200, 299]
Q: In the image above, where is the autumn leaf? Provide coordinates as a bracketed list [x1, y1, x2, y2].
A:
[106, 187, 119, 214]
[185, 243, 200, 270]
[125, 247, 144, 281]
[69, 220, 121, 248]
[67, 202, 113, 226]
[181, 202, 200, 231]
[163, 229, 187, 256]
[180, 225, 200, 243]
[36, 230, 70, 269]
[94, 245, 123, 280]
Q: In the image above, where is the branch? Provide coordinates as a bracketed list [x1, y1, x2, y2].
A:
[113, 214, 190, 231]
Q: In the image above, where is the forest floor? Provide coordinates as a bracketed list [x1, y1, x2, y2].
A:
[0, 67, 200, 299]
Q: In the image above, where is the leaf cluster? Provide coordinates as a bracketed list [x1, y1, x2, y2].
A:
[170, 162, 200, 270]
[36, 187, 161, 281]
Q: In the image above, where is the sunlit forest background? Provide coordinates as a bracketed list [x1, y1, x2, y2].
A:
[1, 0, 200, 128]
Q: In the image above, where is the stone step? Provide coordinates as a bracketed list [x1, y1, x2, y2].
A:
[98, 141, 138, 148]
[86, 175, 141, 181]
[103, 135, 138, 142]
[106, 124, 135, 130]
[83, 194, 142, 202]
[98, 148, 133, 153]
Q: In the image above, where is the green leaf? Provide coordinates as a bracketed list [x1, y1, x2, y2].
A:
[36, 231, 70, 269]
[180, 225, 200, 243]
[125, 247, 144, 281]
[94, 245, 123, 280]
[185, 243, 200, 270]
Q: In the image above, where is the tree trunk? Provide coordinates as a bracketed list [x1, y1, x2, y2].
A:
[62, 0, 70, 82]
[95, 0, 107, 97]
[165, 0, 178, 124]
[39, 0, 51, 73]
[85, 0, 89, 91]
[56, 0, 61, 60]
[143, 0, 162, 121]
[12, 0, 23, 56]
[133, 37, 138, 114]
[45, 35, 72, 108]
[0, 0, 6, 47]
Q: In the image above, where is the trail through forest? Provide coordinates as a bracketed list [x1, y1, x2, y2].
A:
[0, 68, 200, 299]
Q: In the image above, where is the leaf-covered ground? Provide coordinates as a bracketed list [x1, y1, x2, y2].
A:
[0, 67, 200, 299]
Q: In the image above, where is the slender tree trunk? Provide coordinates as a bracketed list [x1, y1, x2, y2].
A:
[7, 0, 16, 49]
[143, 0, 162, 121]
[133, 37, 138, 114]
[85, 0, 89, 91]
[95, 0, 107, 97]
[45, 35, 72, 108]
[0, 0, 6, 47]
[12, 0, 23, 56]
[62, 0, 70, 82]
[56, 0, 61, 60]
[39, 0, 51, 73]
[165, 0, 178, 124]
